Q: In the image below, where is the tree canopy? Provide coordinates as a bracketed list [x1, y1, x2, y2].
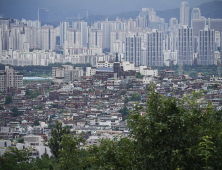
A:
[4, 96, 12, 105]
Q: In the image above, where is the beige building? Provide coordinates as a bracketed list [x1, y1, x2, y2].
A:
[52, 65, 83, 83]
[0, 66, 23, 92]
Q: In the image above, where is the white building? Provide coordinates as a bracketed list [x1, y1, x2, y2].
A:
[60, 21, 69, 47]
[86, 67, 97, 76]
[110, 30, 126, 54]
[52, 65, 83, 83]
[88, 28, 103, 54]
[97, 61, 114, 68]
[24, 134, 42, 146]
[180, 2, 190, 26]
[125, 35, 142, 66]
[163, 50, 178, 66]
[66, 29, 81, 48]
[198, 27, 215, 65]
[178, 25, 194, 65]
[37, 25, 56, 51]
[191, 8, 201, 20]
[147, 29, 163, 66]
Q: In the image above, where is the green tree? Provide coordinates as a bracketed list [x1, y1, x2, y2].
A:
[135, 72, 144, 79]
[119, 90, 127, 96]
[126, 83, 132, 90]
[30, 89, 41, 98]
[89, 137, 136, 169]
[198, 136, 214, 170]
[0, 147, 31, 169]
[47, 120, 70, 159]
[25, 87, 31, 96]
[58, 134, 88, 169]
[124, 96, 129, 104]
[127, 84, 222, 169]
[129, 92, 140, 101]
[4, 96, 12, 105]
[17, 138, 24, 143]
[119, 106, 129, 117]
[33, 120, 40, 126]
[12, 106, 20, 117]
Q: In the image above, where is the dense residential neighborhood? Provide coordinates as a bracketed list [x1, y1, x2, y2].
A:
[1, 0, 222, 169]
[1, 58, 222, 158]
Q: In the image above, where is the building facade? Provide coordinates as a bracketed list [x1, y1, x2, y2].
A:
[0, 66, 23, 92]
[147, 29, 163, 66]
[178, 25, 194, 65]
[180, 2, 189, 26]
[198, 27, 215, 65]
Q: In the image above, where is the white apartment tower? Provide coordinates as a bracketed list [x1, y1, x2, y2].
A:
[125, 35, 142, 66]
[66, 29, 81, 48]
[198, 27, 215, 65]
[178, 25, 194, 65]
[147, 29, 163, 66]
[110, 30, 126, 53]
[191, 8, 201, 20]
[180, 2, 190, 26]
[60, 21, 69, 47]
[169, 18, 178, 28]
[80, 22, 88, 47]
[88, 28, 103, 49]
[38, 25, 56, 51]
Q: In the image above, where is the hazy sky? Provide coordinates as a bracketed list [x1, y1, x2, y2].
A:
[0, 0, 214, 20]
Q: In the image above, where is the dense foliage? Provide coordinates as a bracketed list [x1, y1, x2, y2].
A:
[1, 85, 222, 169]
[4, 96, 12, 105]
[25, 88, 41, 99]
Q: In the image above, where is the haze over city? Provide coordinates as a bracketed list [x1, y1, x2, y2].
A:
[0, 0, 222, 169]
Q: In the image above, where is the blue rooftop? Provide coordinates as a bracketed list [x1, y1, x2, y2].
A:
[97, 67, 114, 72]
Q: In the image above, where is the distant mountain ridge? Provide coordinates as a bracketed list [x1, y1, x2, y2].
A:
[0, 0, 221, 23]
[105, 1, 222, 23]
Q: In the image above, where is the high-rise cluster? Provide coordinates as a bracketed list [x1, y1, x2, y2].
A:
[0, 2, 222, 67]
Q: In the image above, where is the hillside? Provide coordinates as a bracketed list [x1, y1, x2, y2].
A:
[105, 1, 222, 23]
[0, 1, 221, 24]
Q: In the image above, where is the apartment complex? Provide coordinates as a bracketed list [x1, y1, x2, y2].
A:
[52, 65, 83, 83]
[0, 66, 23, 92]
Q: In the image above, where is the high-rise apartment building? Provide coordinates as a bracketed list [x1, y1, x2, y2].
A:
[180, 2, 189, 26]
[88, 28, 103, 49]
[125, 35, 142, 66]
[38, 8, 50, 22]
[198, 27, 215, 65]
[60, 21, 69, 48]
[178, 25, 194, 65]
[191, 19, 206, 36]
[72, 21, 88, 47]
[37, 25, 56, 51]
[191, 8, 201, 20]
[147, 29, 163, 66]
[66, 29, 81, 48]
[0, 66, 23, 92]
[208, 19, 222, 33]
[169, 18, 178, 28]
[215, 31, 220, 51]
[110, 30, 126, 54]
[80, 22, 88, 47]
